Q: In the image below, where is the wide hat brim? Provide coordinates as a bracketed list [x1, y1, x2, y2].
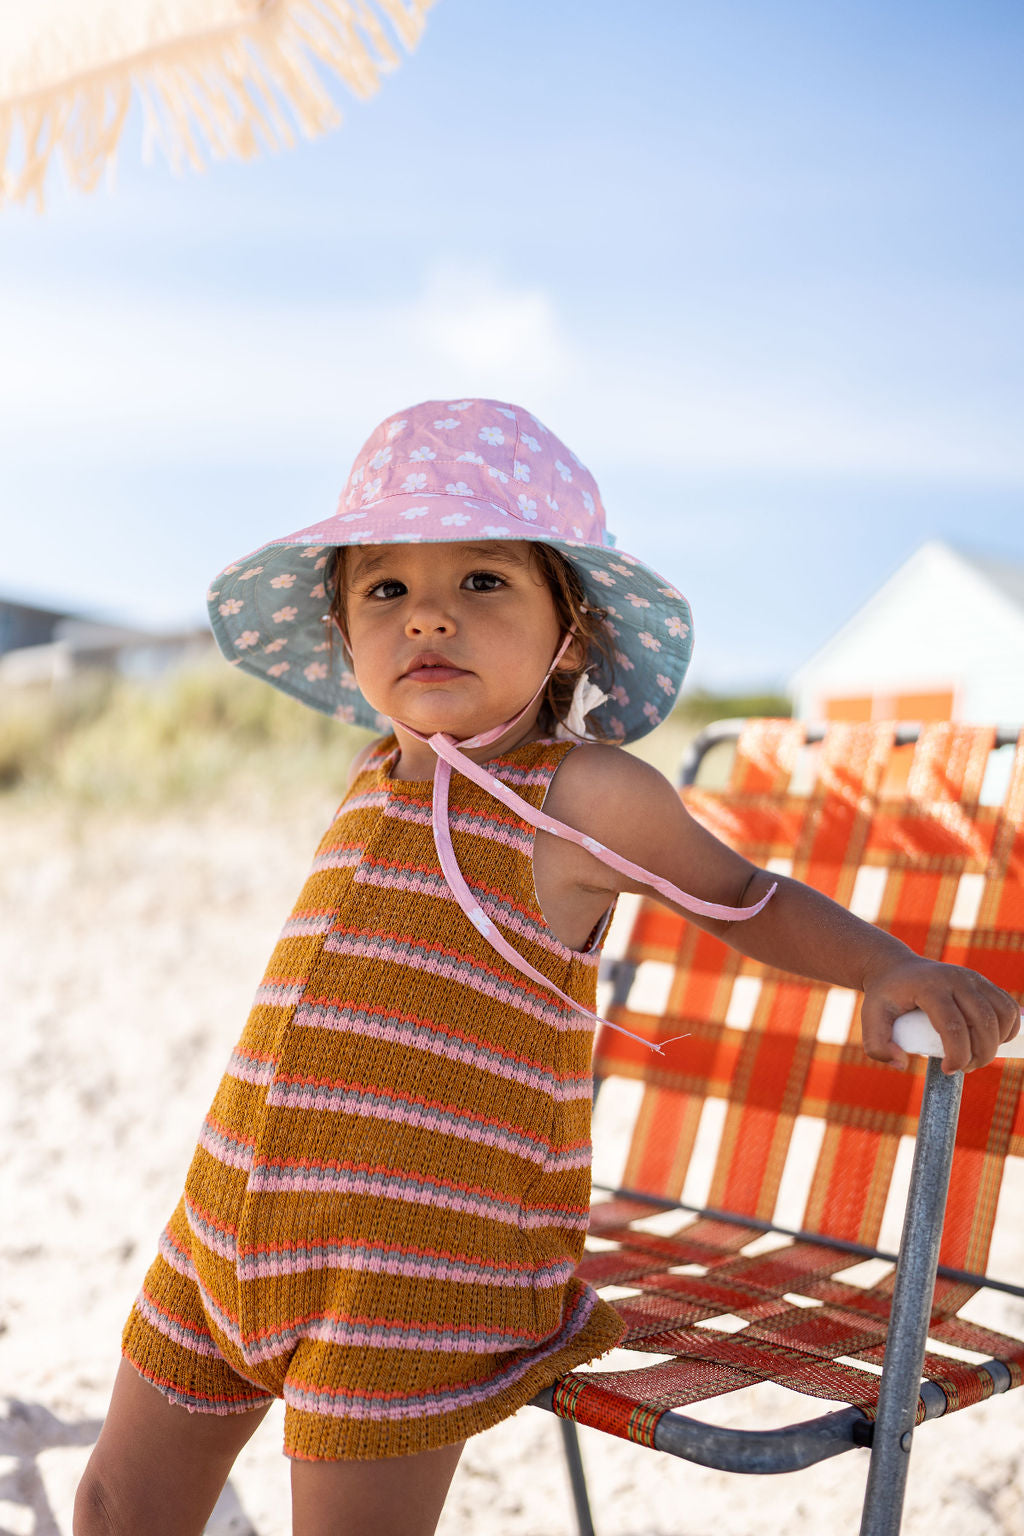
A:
[207, 498, 692, 745]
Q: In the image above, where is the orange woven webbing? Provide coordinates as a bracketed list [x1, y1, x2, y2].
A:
[567, 722, 1024, 1437]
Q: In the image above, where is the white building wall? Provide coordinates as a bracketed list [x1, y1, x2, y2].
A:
[790, 542, 1024, 724]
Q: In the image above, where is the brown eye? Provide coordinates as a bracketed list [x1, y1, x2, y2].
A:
[463, 571, 504, 592]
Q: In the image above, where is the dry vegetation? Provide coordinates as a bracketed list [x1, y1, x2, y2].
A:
[0, 660, 790, 809]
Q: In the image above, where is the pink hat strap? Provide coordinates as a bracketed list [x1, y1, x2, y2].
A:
[399, 634, 776, 1057]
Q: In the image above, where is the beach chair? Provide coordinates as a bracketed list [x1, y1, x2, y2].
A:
[531, 720, 1024, 1536]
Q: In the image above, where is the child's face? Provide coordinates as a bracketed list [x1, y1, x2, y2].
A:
[343, 540, 564, 742]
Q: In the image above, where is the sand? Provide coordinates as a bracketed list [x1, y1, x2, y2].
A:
[2, 793, 1021, 1536]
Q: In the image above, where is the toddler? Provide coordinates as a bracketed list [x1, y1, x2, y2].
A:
[75, 398, 1018, 1536]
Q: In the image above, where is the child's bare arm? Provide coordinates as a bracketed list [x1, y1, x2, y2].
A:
[552, 746, 1020, 1073]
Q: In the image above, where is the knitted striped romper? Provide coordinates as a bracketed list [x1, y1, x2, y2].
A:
[122, 734, 625, 1460]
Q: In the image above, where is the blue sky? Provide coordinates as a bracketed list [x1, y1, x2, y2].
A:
[2, 0, 1022, 688]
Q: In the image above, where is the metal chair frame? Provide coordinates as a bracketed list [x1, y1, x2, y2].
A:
[529, 720, 1024, 1536]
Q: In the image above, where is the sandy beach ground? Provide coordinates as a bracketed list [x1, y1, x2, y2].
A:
[2, 792, 1022, 1536]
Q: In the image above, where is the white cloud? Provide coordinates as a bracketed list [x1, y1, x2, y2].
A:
[0, 262, 574, 466]
[1, 261, 1023, 490]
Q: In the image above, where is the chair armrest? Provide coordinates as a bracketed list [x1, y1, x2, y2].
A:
[892, 1010, 1024, 1060]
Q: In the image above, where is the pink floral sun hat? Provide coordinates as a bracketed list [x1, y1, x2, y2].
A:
[207, 398, 693, 743]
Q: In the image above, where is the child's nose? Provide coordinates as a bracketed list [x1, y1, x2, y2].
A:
[404, 602, 455, 637]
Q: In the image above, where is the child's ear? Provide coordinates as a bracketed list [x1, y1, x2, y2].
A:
[555, 633, 587, 673]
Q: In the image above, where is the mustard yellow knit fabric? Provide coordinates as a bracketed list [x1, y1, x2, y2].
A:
[122, 735, 625, 1460]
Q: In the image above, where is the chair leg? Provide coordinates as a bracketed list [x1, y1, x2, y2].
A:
[559, 1417, 596, 1536]
[859, 1059, 964, 1536]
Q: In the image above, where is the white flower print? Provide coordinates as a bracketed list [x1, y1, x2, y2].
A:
[610, 563, 631, 576]
[340, 671, 359, 691]
[516, 495, 538, 521]
[496, 407, 517, 420]
[479, 426, 504, 446]
[610, 685, 630, 706]
[590, 571, 615, 587]
[665, 616, 689, 638]
[270, 574, 296, 589]
[401, 505, 430, 520]
[339, 510, 368, 523]
[520, 433, 541, 452]
[304, 662, 328, 681]
[643, 702, 661, 725]
[235, 630, 260, 650]
[581, 491, 595, 514]
[434, 418, 459, 430]
[487, 466, 509, 484]
[555, 459, 573, 482]
[572, 526, 585, 539]
[349, 467, 365, 486]
[393, 533, 422, 542]
[263, 638, 287, 653]
[638, 631, 662, 651]
[361, 478, 382, 503]
[445, 481, 473, 495]
[409, 446, 437, 461]
[481, 525, 512, 536]
[239, 565, 263, 581]
[386, 419, 408, 440]
[442, 512, 472, 526]
[513, 462, 530, 482]
[402, 473, 428, 492]
[218, 598, 244, 616]
[273, 606, 298, 623]
[369, 446, 393, 470]
[657, 673, 675, 695]
[448, 400, 473, 411]
[614, 649, 635, 671]
[310, 583, 327, 599]
[625, 592, 651, 609]
[267, 662, 291, 677]
[544, 494, 558, 512]
[334, 703, 356, 723]
[456, 451, 484, 465]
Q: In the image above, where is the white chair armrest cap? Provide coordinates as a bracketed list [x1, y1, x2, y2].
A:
[892, 1010, 1024, 1060]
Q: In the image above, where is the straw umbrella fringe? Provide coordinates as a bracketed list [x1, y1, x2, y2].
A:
[0, 0, 435, 208]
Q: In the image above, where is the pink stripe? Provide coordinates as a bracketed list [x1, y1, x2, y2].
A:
[311, 846, 363, 873]
[158, 1225, 196, 1281]
[135, 1288, 219, 1357]
[253, 981, 305, 1008]
[279, 912, 335, 937]
[227, 1049, 276, 1086]
[383, 795, 534, 855]
[325, 932, 586, 1030]
[282, 1289, 597, 1421]
[292, 1000, 591, 1100]
[237, 1239, 573, 1286]
[245, 1162, 587, 1231]
[265, 1075, 591, 1169]
[198, 1116, 255, 1172]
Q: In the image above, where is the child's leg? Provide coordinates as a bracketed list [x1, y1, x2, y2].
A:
[74, 1360, 272, 1536]
[290, 1440, 465, 1536]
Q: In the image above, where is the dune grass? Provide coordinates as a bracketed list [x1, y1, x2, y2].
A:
[0, 660, 789, 809]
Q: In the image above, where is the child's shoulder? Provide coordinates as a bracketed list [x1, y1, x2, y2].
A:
[546, 742, 683, 836]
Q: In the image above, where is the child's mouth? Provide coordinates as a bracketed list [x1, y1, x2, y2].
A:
[403, 656, 470, 684]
